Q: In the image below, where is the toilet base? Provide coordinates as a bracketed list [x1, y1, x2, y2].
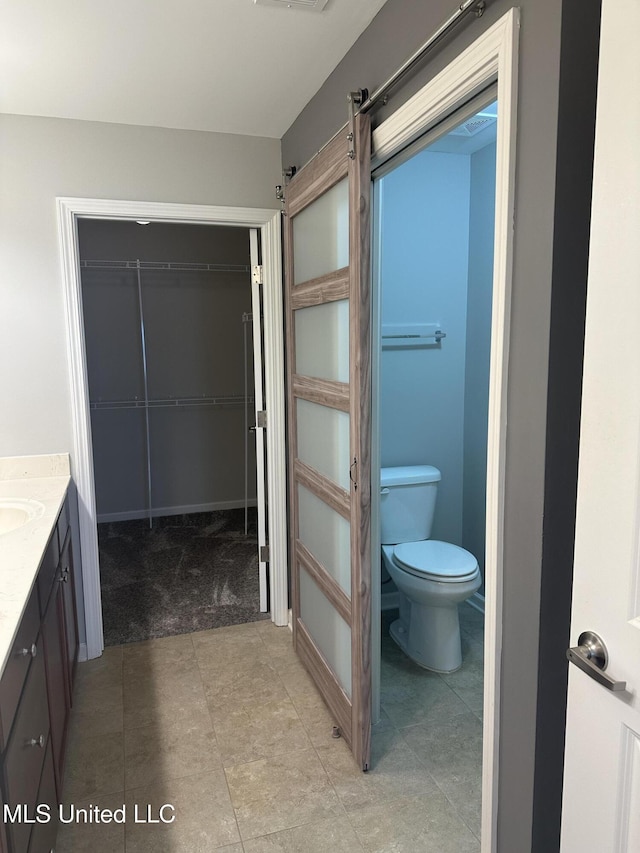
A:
[388, 602, 463, 674]
[381, 543, 480, 674]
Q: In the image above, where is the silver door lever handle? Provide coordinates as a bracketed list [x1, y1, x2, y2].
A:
[566, 630, 626, 692]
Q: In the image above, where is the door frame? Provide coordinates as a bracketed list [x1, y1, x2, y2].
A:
[57, 198, 288, 660]
[369, 9, 519, 851]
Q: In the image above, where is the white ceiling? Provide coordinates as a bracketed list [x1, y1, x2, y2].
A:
[0, 0, 388, 139]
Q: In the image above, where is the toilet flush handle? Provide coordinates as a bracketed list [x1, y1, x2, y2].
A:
[380, 487, 390, 495]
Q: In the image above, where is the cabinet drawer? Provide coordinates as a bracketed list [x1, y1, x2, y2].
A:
[3, 650, 50, 853]
[0, 588, 40, 750]
[36, 535, 59, 618]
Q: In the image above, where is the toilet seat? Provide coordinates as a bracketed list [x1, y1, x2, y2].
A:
[392, 540, 479, 582]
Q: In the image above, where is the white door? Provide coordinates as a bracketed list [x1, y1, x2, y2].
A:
[249, 228, 268, 612]
[561, 1, 640, 850]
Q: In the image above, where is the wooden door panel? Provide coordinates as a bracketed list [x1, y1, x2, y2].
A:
[285, 113, 371, 769]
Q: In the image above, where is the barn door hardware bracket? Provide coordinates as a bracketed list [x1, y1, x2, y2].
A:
[347, 89, 368, 113]
[276, 166, 298, 205]
[347, 89, 368, 158]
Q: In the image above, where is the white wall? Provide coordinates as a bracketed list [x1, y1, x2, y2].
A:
[379, 149, 471, 545]
[0, 113, 281, 460]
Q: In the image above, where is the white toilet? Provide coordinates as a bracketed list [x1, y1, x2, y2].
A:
[381, 465, 481, 673]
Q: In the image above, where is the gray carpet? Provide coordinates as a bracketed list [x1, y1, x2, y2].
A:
[98, 508, 268, 647]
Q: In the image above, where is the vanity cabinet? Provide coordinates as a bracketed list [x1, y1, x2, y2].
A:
[39, 501, 77, 800]
[0, 494, 79, 853]
[41, 573, 69, 799]
[3, 652, 49, 853]
[0, 788, 8, 853]
[58, 530, 78, 703]
[26, 745, 57, 853]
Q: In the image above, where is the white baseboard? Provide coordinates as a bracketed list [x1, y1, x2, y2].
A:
[97, 499, 258, 524]
[467, 592, 485, 615]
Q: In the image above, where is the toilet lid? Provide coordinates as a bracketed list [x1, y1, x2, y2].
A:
[393, 540, 479, 581]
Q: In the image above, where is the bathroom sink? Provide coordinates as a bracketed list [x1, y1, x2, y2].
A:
[0, 498, 45, 536]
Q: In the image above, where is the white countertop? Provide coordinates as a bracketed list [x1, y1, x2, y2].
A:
[0, 454, 71, 675]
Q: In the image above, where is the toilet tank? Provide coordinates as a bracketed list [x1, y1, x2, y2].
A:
[380, 465, 441, 545]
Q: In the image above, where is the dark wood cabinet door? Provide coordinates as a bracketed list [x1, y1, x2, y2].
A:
[26, 741, 58, 853]
[0, 786, 8, 853]
[3, 651, 50, 853]
[0, 588, 39, 750]
[59, 532, 79, 701]
[41, 580, 70, 799]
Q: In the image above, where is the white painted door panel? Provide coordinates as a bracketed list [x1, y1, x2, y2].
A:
[561, 1, 640, 849]
[249, 229, 268, 611]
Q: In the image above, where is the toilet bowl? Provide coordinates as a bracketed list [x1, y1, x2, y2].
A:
[381, 465, 481, 673]
[382, 540, 480, 672]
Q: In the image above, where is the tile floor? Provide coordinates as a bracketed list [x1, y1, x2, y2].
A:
[57, 603, 484, 852]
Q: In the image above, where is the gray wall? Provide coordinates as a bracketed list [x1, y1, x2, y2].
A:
[77, 220, 253, 265]
[0, 113, 280, 650]
[0, 114, 281, 461]
[79, 221, 257, 520]
[532, 1, 601, 848]
[281, 1, 600, 850]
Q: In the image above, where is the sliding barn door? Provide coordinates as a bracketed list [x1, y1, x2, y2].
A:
[285, 114, 371, 770]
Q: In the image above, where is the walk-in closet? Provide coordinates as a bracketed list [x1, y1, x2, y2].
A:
[79, 220, 266, 645]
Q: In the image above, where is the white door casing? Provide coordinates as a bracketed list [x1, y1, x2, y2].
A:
[57, 199, 288, 660]
[370, 10, 518, 850]
[249, 228, 269, 612]
[561, 1, 640, 850]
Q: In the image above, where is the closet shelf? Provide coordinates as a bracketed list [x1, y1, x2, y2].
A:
[80, 260, 251, 274]
[90, 395, 254, 411]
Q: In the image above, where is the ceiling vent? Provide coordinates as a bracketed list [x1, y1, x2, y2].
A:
[254, 0, 329, 11]
[450, 114, 497, 138]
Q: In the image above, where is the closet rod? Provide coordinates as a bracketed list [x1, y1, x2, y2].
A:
[90, 395, 254, 411]
[80, 260, 250, 273]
